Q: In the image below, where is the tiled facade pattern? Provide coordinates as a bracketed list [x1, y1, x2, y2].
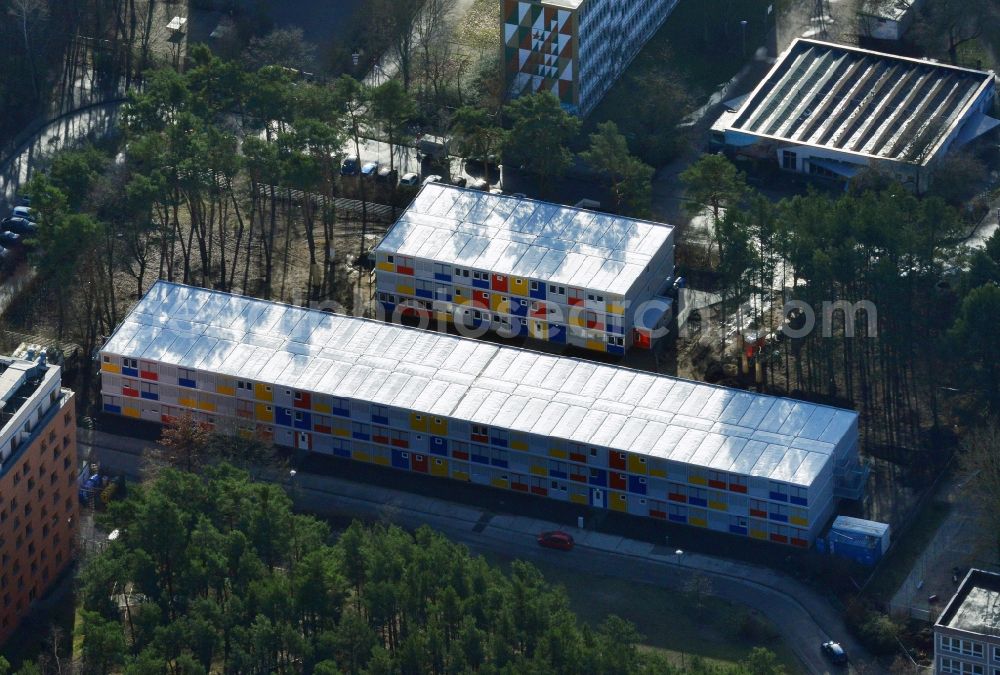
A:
[100, 283, 861, 548]
[374, 185, 676, 354]
[504, 0, 680, 115]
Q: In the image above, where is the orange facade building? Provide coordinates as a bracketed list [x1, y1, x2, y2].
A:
[0, 354, 77, 646]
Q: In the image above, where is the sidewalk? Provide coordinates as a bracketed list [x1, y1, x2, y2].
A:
[83, 428, 878, 673]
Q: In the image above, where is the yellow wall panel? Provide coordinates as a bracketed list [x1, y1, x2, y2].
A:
[750, 529, 767, 540]
[216, 385, 235, 396]
[123, 406, 140, 418]
[374, 455, 390, 466]
[396, 284, 414, 295]
[606, 303, 625, 315]
[628, 456, 647, 474]
[352, 450, 371, 463]
[254, 383, 272, 401]
[332, 427, 349, 438]
[649, 468, 667, 478]
[790, 516, 808, 527]
[570, 494, 587, 505]
[409, 413, 428, 431]
[377, 261, 394, 272]
[510, 439, 528, 451]
[610, 494, 627, 512]
[313, 403, 331, 414]
[690, 517, 707, 527]
[101, 363, 121, 374]
[688, 475, 707, 486]
[452, 470, 469, 481]
[708, 500, 727, 511]
[548, 448, 567, 459]
[430, 459, 448, 477]
[490, 478, 509, 489]
[254, 404, 273, 422]
[430, 418, 447, 434]
[586, 340, 606, 352]
[198, 400, 216, 412]
[529, 465, 547, 476]
[178, 396, 196, 408]
[510, 278, 528, 296]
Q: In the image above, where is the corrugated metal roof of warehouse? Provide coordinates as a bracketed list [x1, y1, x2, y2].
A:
[375, 184, 673, 295]
[102, 282, 860, 486]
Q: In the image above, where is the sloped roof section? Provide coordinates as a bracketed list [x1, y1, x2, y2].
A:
[728, 38, 995, 165]
[104, 282, 859, 487]
[376, 184, 674, 296]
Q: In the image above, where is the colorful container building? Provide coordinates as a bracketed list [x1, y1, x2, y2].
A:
[0, 350, 78, 646]
[503, 0, 681, 116]
[100, 282, 867, 548]
[374, 184, 676, 354]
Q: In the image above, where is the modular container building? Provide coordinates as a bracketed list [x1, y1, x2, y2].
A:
[100, 282, 865, 547]
[374, 184, 676, 354]
[820, 516, 890, 566]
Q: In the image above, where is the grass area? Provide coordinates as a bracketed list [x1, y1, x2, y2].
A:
[866, 500, 952, 602]
[483, 551, 798, 671]
[956, 38, 997, 72]
[589, 0, 773, 119]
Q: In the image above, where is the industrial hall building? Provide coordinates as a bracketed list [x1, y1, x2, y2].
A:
[712, 38, 998, 191]
[374, 184, 676, 354]
[0, 350, 78, 646]
[100, 282, 867, 548]
[504, 0, 680, 115]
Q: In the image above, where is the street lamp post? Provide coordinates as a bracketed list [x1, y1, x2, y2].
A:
[740, 20, 748, 56]
[675, 549, 684, 566]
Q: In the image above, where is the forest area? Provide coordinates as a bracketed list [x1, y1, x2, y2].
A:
[0, 463, 789, 675]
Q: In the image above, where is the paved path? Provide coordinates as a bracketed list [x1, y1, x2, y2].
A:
[0, 102, 123, 212]
[82, 428, 881, 674]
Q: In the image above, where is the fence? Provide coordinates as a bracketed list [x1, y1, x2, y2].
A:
[256, 184, 399, 223]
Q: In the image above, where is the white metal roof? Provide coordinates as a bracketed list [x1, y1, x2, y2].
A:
[104, 282, 858, 487]
[375, 184, 674, 297]
[726, 38, 995, 166]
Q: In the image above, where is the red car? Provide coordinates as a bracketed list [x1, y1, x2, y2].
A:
[537, 531, 574, 551]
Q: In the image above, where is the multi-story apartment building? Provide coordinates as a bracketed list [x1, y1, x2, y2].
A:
[374, 184, 676, 354]
[503, 0, 680, 115]
[0, 351, 78, 646]
[100, 282, 866, 547]
[935, 570, 1000, 674]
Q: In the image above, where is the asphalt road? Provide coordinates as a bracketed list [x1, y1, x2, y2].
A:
[83, 430, 881, 674]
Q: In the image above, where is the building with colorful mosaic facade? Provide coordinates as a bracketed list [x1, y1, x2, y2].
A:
[0, 352, 78, 646]
[374, 184, 676, 354]
[100, 282, 867, 548]
[503, 0, 680, 115]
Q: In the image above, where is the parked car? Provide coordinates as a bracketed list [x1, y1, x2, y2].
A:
[422, 174, 443, 186]
[821, 641, 847, 665]
[452, 176, 467, 188]
[399, 172, 420, 187]
[376, 166, 398, 184]
[361, 161, 379, 178]
[11, 206, 34, 221]
[340, 155, 360, 176]
[0, 231, 22, 247]
[537, 531, 574, 551]
[2, 217, 37, 236]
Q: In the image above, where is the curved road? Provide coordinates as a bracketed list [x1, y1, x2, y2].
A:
[0, 101, 123, 208]
[85, 431, 881, 674]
